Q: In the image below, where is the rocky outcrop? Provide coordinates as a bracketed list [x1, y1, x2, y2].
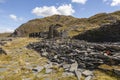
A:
[74, 20, 120, 42]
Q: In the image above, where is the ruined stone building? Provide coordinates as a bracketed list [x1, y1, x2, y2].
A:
[29, 24, 68, 39]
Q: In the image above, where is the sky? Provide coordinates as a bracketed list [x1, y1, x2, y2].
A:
[0, 0, 120, 33]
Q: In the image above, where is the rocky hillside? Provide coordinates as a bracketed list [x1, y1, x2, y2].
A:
[74, 20, 120, 42]
[11, 11, 120, 37]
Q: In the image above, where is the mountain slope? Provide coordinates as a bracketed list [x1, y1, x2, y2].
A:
[11, 11, 120, 37]
[74, 20, 120, 42]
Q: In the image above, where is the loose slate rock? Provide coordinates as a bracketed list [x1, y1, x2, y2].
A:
[69, 61, 78, 72]
[113, 69, 120, 76]
[62, 72, 74, 77]
[85, 76, 92, 80]
[45, 68, 52, 74]
[82, 70, 93, 77]
[32, 66, 44, 73]
[75, 70, 82, 80]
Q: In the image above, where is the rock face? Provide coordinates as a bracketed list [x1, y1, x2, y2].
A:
[74, 20, 120, 42]
[0, 48, 7, 55]
[27, 39, 120, 70]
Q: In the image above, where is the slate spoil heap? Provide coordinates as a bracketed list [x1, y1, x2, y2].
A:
[27, 39, 120, 79]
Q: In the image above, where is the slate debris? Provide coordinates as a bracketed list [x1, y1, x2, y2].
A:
[27, 39, 120, 79]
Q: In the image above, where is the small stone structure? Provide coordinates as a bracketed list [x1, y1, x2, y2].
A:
[29, 32, 48, 38]
[29, 24, 68, 39]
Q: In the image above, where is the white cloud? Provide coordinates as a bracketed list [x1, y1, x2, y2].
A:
[111, 0, 120, 6]
[9, 14, 23, 21]
[72, 0, 87, 4]
[32, 4, 75, 17]
[0, 27, 14, 33]
[9, 14, 17, 21]
[103, 0, 120, 6]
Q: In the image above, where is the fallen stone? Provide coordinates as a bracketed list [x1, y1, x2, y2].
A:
[82, 70, 93, 76]
[62, 72, 74, 77]
[45, 68, 52, 74]
[41, 52, 48, 57]
[75, 70, 82, 80]
[69, 61, 78, 72]
[32, 66, 44, 73]
[62, 64, 71, 71]
[113, 69, 120, 76]
[85, 76, 92, 80]
[44, 63, 53, 69]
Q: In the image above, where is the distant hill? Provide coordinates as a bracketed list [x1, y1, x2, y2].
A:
[11, 10, 120, 37]
[0, 33, 11, 38]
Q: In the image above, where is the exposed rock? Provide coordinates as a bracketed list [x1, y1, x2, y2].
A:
[41, 52, 48, 57]
[113, 69, 120, 76]
[75, 70, 82, 80]
[62, 64, 71, 71]
[27, 39, 120, 69]
[27, 38, 120, 78]
[85, 76, 92, 80]
[44, 63, 53, 69]
[32, 66, 44, 73]
[74, 20, 120, 42]
[45, 68, 52, 74]
[69, 62, 78, 72]
[0, 48, 7, 55]
[62, 72, 75, 77]
[82, 70, 93, 77]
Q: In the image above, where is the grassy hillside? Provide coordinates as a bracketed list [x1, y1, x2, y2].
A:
[11, 11, 120, 37]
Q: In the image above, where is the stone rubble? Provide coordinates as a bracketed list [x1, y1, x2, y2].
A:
[27, 39, 120, 79]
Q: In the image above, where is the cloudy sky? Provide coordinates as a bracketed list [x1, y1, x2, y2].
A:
[0, 0, 120, 33]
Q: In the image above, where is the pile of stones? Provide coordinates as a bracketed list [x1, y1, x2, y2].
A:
[27, 39, 120, 79]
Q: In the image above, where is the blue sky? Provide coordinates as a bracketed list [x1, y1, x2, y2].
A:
[0, 0, 120, 33]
